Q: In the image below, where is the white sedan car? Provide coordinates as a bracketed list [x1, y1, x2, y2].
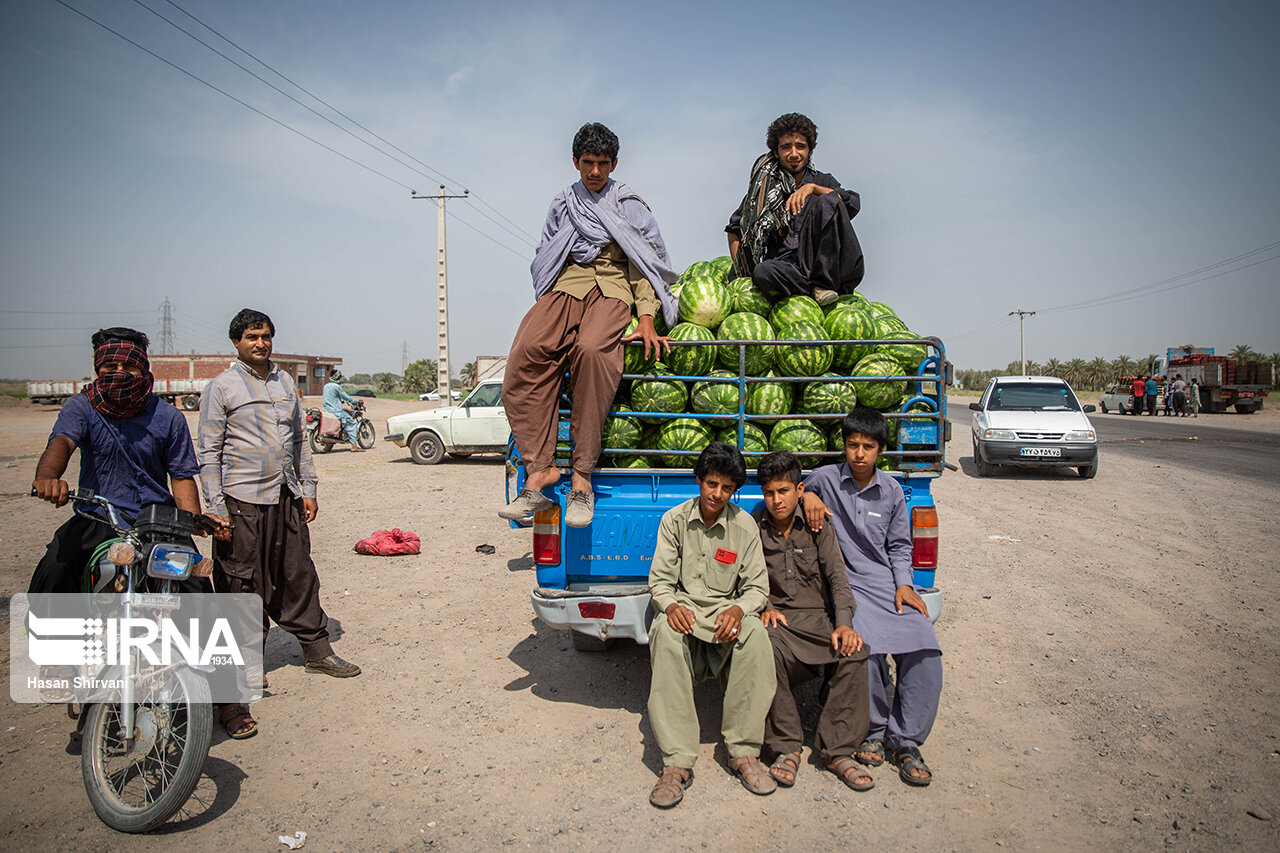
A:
[390, 379, 508, 464]
[970, 376, 1099, 479]
[418, 389, 463, 401]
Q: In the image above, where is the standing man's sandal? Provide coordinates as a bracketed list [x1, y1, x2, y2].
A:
[727, 755, 777, 795]
[827, 756, 875, 791]
[499, 488, 554, 520]
[891, 745, 932, 787]
[305, 654, 362, 678]
[649, 766, 692, 808]
[854, 739, 885, 766]
[564, 489, 595, 528]
[769, 751, 801, 787]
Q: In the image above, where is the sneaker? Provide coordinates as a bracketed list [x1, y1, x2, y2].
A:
[498, 488, 554, 520]
[304, 654, 361, 678]
[812, 288, 839, 307]
[564, 489, 595, 528]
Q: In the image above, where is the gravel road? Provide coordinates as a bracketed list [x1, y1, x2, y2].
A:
[0, 397, 1276, 851]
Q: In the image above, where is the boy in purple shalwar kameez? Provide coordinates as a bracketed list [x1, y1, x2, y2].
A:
[800, 406, 942, 787]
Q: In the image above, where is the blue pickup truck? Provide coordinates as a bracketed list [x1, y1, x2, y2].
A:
[506, 337, 950, 651]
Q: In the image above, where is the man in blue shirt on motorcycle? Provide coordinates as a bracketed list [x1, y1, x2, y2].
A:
[322, 369, 364, 452]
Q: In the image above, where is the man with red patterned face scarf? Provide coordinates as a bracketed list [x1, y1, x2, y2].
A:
[29, 327, 203, 594]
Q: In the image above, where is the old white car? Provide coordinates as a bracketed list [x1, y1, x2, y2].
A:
[385, 378, 508, 464]
[970, 376, 1099, 479]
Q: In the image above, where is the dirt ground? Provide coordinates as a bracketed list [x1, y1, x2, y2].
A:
[0, 397, 1277, 851]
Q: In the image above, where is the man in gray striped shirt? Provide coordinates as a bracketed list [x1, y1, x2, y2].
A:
[199, 309, 360, 737]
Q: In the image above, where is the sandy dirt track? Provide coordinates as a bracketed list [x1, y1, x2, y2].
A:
[0, 397, 1277, 851]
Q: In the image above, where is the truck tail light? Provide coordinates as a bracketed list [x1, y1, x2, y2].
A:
[532, 506, 561, 565]
[911, 506, 938, 569]
[578, 602, 616, 620]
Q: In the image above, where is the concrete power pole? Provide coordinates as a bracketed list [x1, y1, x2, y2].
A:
[1009, 309, 1036, 375]
[413, 185, 468, 400]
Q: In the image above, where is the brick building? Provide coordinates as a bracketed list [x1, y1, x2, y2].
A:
[151, 352, 343, 397]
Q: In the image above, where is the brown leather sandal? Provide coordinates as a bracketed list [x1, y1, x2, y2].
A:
[727, 755, 777, 795]
[828, 756, 875, 791]
[770, 751, 801, 787]
[218, 704, 258, 739]
[649, 766, 693, 808]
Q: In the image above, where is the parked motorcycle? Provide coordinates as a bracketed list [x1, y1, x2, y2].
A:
[305, 399, 375, 453]
[33, 490, 218, 833]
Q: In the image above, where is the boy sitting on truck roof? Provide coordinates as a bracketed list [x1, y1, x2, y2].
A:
[499, 122, 676, 529]
[801, 406, 942, 788]
[752, 451, 874, 792]
[646, 442, 777, 807]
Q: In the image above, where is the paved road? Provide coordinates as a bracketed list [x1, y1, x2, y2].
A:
[949, 409, 1279, 485]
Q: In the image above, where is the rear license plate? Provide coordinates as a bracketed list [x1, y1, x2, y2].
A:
[1020, 447, 1061, 458]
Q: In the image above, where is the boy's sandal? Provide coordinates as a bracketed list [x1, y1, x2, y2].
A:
[727, 755, 777, 795]
[218, 704, 258, 740]
[891, 745, 932, 787]
[769, 751, 801, 787]
[854, 739, 886, 767]
[827, 756, 875, 792]
[649, 766, 693, 808]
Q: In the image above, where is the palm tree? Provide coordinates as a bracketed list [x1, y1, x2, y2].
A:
[1142, 353, 1160, 374]
[1230, 344, 1259, 362]
[1043, 358, 1063, 378]
[460, 361, 477, 387]
[1113, 355, 1136, 377]
[1086, 357, 1110, 390]
[1064, 358, 1087, 388]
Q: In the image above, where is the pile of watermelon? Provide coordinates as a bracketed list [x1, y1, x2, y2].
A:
[599, 257, 935, 469]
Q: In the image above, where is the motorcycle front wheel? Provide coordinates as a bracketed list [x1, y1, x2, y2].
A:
[357, 419, 376, 449]
[81, 667, 213, 833]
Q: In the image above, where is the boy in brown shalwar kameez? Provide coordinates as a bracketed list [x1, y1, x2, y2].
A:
[753, 451, 874, 792]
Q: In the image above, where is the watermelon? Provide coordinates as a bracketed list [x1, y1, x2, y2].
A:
[622, 317, 657, 374]
[690, 369, 742, 416]
[774, 320, 833, 377]
[678, 260, 722, 287]
[602, 407, 641, 451]
[866, 300, 899, 321]
[716, 312, 775, 375]
[801, 374, 858, 415]
[879, 330, 929, 373]
[770, 418, 827, 468]
[746, 374, 794, 420]
[666, 322, 717, 377]
[657, 417, 713, 468]
[873, 314, 908, 338]
[630, 370, 688, 424]
[724, 277, 773, 317]
[824, 292, 869, 315]
[770, 295, 824, 330]
[827, 424, 845, 453]
[824, 306, 877, 371]
[715, 422, 769, 459]
[851, 353, 907, 410]
[678, 277, 732, 330]
[709, 255, 734, 281]
[612, 453, 654, 469]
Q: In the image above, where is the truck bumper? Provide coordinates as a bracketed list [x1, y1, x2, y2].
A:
[919, 588, 942, 624]
[977, 440, 1097, 467]
[531, 586, 654, 645]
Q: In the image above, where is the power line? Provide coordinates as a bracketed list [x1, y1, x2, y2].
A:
[448, 210, 533, 261]
[52, 0, 418, 192]
[0, 308, 151, 315]
[159, 0, 539, 246]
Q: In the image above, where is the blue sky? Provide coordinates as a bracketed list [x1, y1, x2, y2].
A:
[2, 0, 1278, 380]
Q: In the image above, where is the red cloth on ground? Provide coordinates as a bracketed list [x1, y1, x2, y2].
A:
[353, 529, 421, 556]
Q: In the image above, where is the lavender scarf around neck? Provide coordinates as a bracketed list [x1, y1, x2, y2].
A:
[530, 179, 679, 327]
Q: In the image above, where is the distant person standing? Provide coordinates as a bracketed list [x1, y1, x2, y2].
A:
[1131, 376, 1145, 416]
[1171, 374, 1188, 417]
[1188, 378, 1200, 417]
[1144, 376, 1158, 416]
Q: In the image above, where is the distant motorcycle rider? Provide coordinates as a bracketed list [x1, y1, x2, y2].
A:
[322, 368, 364, 452]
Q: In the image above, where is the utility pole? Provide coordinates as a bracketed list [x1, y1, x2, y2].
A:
[1009, 309, 1035, 374]
[158, 297, 175, 355]
[413, 185, 469, 401]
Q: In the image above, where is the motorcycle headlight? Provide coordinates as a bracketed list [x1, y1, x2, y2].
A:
[1064, 429, 1096, 442]
[983, 429, 1017, 441]
[147, 543, 200, 580]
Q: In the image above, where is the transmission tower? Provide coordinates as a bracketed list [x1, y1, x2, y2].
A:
[401, 342, 409, 374]
[159, 298, 176, 355]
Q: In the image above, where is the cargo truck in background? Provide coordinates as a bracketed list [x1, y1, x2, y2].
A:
[27, 378, 210, 410]
[506, 335, 950, 651]
[473, 355, 507, 383]
[1152, 346, 1273, 414]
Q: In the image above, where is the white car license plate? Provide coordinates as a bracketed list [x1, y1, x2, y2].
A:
[1020, 447, 1061, 458]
